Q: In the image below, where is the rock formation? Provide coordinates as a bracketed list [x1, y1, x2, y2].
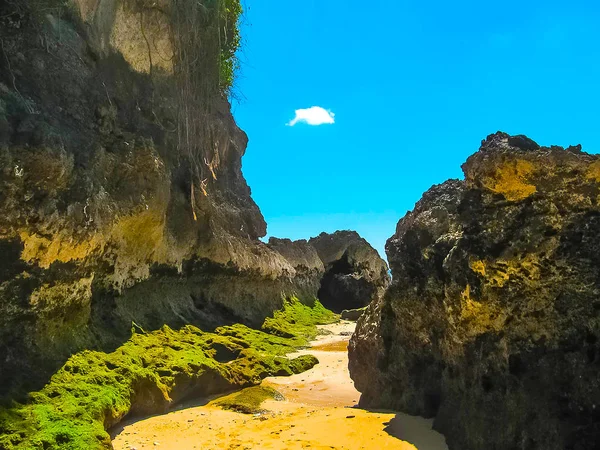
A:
[340, 307, 366, 321]
[268, 233, 389, 314]
[349, 132, 600, 450]
[267, 237, 324, 277]
[0, 0, 387, 399]
[309, 231, 390, 313]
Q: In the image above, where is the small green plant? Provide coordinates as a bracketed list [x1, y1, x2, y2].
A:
[218, 0, 243, 95]
[171, 0, 242, 97]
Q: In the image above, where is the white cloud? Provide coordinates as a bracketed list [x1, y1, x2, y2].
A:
[287, 106, 335, 126]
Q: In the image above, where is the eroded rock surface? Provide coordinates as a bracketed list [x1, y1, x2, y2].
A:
[268, 233, 389, 314]
[0, 1, 388, 399]
[340, 307, 366, 321]
[0, 0, 318, 397]
[349, 132, 600, 450]
[309, 231, 390, 313]
[267, 237, 324, 275]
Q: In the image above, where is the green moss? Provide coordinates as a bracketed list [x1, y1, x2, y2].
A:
[288, 354, 320, 374]
[212, 385, 282, 414]
[218, 0, 243, 94]
[261, 297, 337, 342]
[216, 298, 337, 354]
[0, 298, 335, 450]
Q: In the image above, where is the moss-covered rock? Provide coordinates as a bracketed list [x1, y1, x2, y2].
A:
[212, 385, 284, 414]
[0, 298, 335, 450]
[261, 296, 337, 341]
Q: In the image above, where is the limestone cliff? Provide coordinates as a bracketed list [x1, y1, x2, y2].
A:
[0, 0, 316, 397]
[349, 132, 600, 450]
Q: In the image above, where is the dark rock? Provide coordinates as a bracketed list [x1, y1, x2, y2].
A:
[507, 134, 540, 151]
[267, 232, 389, 314]
[349, 132, 600, 450]
[341, 308, 366, 321]
[309, 231, 390, 313]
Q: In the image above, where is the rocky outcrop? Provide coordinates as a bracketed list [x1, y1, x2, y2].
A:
[0, 0, 325, 397]
[267, 237, 324, 275]
[349, 132, 600, 450]
[0, 0, 389, 398]
[340, 307, 366, 321]
[309, 231, 390, 313]
[267, 233, 389, 314]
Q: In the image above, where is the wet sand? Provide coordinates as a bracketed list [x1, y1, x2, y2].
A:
[111, 321, 448, 450]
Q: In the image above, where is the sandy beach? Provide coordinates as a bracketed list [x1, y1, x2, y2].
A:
[111, 322, 448, 450]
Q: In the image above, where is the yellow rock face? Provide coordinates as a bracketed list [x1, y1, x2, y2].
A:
[459, 284, 504, 335]
[469, 259, 486, 277]
[110, 209, 168, 264]
[19, 231, 105, 269]
[19, 208, 170, 288]
[110, 3, 173, 74]
[586, 160, 600, 183]
[469, 254, 542, 288]
[480, 159, 537, 201]
[73, 0, 173, 74]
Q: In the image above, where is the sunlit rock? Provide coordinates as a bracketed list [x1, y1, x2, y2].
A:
[349, 132, 600, 450]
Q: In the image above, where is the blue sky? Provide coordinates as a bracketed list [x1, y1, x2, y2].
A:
[233, 0, 600, 260]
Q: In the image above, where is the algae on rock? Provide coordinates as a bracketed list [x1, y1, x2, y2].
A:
[211, 385, 285, 414]
[0, 298, 335, 450]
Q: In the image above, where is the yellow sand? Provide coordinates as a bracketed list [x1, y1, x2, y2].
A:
[111, 322, 448, 450]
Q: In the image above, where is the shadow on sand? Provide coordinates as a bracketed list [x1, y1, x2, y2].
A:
[382, 412, 449, 450]
[109, 396, 213, 439]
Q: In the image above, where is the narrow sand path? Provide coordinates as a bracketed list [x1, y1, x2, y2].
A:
[111, 322, 448, 450]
